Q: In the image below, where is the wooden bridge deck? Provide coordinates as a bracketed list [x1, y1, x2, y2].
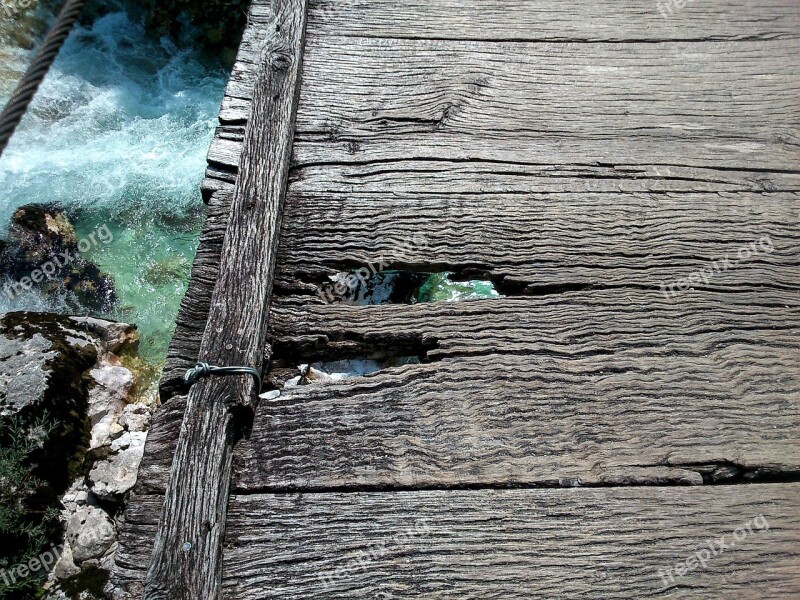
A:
[111, 0, 800, 597]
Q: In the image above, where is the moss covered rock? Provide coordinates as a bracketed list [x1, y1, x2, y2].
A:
[0, 205, 117, 314]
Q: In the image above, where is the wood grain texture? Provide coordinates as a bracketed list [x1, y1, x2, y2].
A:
[203, 0, 272, 180]
[267, 288, 800, 363]
[131, 395, 186, 495]
[116, 2, 800, 597]
[143, 1, 308, 597]
[241, 350, 799, 487]
[272, 191, 800, 292]
[110, 484, 800, 599]
[290, 161, 800, 194]
[125, 289, 800, 494]
[220, 0, 800, 125]
[308, 0, 800, 42]
[160, 189, 232, 399]
[170, 4, 275, 399]
[283, 36, 800, 172]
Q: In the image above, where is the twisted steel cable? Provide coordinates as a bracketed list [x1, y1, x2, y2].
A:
[0, 0, 85, 158]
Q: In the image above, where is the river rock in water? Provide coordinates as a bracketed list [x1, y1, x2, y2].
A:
[0, 204, 117, 312]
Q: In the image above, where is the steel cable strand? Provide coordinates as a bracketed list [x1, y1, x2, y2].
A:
[0, 0, 85, 157]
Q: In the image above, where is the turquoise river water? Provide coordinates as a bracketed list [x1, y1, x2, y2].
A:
[0, 6, 228, 366]
[0, 4, 500, 377]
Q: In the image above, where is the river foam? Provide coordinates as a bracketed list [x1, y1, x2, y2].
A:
[0, 8, 227, 364]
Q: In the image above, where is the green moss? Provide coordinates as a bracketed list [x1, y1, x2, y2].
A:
[119, 347, 161, 405]
[60, 565, 108, 598]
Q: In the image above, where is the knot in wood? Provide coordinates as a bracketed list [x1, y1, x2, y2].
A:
[268, 47, 293, 71]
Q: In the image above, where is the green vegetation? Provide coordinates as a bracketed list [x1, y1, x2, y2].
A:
[0, 418, 60, 600]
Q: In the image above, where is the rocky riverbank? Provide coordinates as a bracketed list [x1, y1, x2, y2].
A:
[0, 312, 155, 599]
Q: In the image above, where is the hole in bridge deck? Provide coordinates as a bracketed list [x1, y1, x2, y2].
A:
[317, 270, 501, 306]
[265, 339, 432, 390]
[265, 273, 499, 390]
[282, 356, 421, 389]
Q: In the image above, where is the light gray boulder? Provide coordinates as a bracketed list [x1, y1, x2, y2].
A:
[88, 443, 145, 499]
[66, 506, 116, 564]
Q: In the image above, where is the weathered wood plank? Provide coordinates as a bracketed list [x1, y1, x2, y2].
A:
[167, 186, 800, 393]
[270, 191, 800, 293]
[112, 484, 800, 598]
[235, 339, 800, 491]
[161, 190, 232, 399]
[218, 34, 800, 173]
[290, 161, 800, 194]
[308, 0, 800, 42]
[129, 289, 800, 493]
[143, 1, 308, 597]
[187, 6, 273, 401]
[294, 38, 799, 133]
[202, 0, 272, 188]
[132, 395, 187, 495]
[281, 37, 800, 171]
[267, 288, 800, 362]
[108, 484, 800, 598]
[223, 484, 800, 598]
[206, 127, 800, 190]
[222, 1, 800, 126]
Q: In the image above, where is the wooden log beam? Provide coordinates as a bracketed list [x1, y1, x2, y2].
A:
[143, 1, 308, 597]
[115, 484, 800, 598]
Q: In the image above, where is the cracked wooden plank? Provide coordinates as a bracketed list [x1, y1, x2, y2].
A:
[163, 185, 800, 394]
[233, 352, 800, 491]
[211, 34, 800, 174]
[307, 0, 800, 42]
[202, 0, 273, 185]
[142, 0, 308, 597]
[284, 36, 800, 172]
[216, 0, 800, 125]
[160, 190, 232, 399]
[289, 161, 800, 194]
[133, 288, 800, 494]
[170, 4, 275, 402]
[111, 484, 800, 599]
[269, 191, 800, 293]
[266, 288, 800, 363]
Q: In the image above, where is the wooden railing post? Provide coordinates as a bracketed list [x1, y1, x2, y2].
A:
[143, 1, 308, 597]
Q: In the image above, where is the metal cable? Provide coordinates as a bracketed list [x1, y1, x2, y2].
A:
[0, 0, 85, 158]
